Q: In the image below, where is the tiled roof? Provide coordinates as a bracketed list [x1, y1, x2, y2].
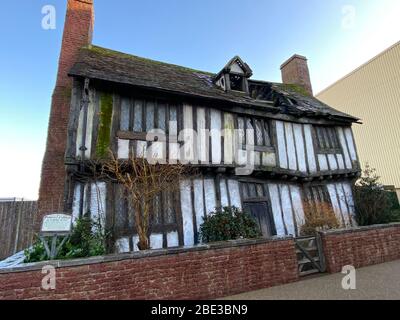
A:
[69, 46, 359, 122]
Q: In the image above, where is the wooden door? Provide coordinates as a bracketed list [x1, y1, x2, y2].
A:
[243, 201, 276, 238]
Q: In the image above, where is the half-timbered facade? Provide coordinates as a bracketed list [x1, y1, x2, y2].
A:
[62, 46, 361, 253]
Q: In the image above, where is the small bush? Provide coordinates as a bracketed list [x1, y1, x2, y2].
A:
[199, 206, 262, 243]
[24, 217, 108, 263]
[354, 164, 400, 226]
[300, 201, 340, 236]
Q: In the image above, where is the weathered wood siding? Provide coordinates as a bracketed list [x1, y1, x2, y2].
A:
[71, 175, 356, 253]
[72, 89, 359, 176]
[0, 201, 37, 260]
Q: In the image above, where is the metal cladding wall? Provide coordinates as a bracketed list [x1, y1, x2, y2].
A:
[317, 41, 400, 192]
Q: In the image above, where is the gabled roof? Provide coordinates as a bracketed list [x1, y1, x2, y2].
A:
[215, 55, 253, 78]
[69, 45, 359, 123]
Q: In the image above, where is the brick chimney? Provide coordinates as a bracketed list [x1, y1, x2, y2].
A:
[280, 54, 313, 96]
[37, 0, 94, 229]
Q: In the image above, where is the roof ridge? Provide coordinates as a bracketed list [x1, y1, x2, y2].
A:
[84, 45, 216, 76]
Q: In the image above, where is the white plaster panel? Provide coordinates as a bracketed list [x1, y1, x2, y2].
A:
[337, 127, 352, 169]
[344, 128, 357, 162]
[169, 142, 180, 161]
[204, 179, 217, 215]
[72, 183, 82, 225]
[90, 182, 106, 230]
[289, 184, 304, 233]
[85, 89, 95, 159]
[285, 122, 297, 171]
[227, 180, 242, 209]
[224, 113, 235, 165]
[197, 107, 208, 163]
[230, 61, 244, 74]
[118, 139, 130, 159]
[293, 123, 307, 173]
[327, 154, 338, 171]
[210, 109, 222, 164]
[262, 152, 276, 167]
[303, 124, 317, 173]
[219, 179, 229, 207]
[167, 231, 179, 247]
[115, 237, 130, 253]
[150, 233, 164, 249]
[276, 121, 288, 169]
[132, 235, 140, 252]
[136, 140, 147, 158]
[268, 184, 286, 236]
[180, 180, 194, 246]
[280, 185, 295, 236]
[318, 154, 329, 171]
[183, 104, 196, 163]
[336, 154, 345, 170]
[254, 151, 261, 166]
[193, 179, 205, 233]
[76, 106, 84, 158]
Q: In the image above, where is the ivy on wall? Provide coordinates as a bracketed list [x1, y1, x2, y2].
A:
[96, 92, 113, 158]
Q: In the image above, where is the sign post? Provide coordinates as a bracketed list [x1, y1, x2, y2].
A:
[40, 213, 72, 260]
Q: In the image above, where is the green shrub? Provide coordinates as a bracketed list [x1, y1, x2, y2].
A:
[199, 206, 262, 243]
[354, 164, 400, 226]
[24, 217, 108, 263]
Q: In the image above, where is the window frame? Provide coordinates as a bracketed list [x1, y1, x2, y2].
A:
[237, 116, 274, 152]
[314, 126, 342, 154]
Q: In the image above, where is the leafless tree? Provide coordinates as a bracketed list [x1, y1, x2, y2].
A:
[99, 151, 192, 250]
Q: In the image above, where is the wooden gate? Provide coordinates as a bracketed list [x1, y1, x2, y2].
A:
[295, 234, 326, 276]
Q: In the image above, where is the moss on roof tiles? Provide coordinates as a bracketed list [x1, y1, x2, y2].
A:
[86, 45, 215, 76]
[274, 83, 312, 97]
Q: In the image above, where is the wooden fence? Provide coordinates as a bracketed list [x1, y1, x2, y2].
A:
[0, 200, 37, 260]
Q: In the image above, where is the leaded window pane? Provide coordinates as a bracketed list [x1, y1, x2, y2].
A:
[255, 120, 264, 146]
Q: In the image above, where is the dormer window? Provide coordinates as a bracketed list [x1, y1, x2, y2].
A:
[229, 74, 245, 91]
[214, 56, 253, 94]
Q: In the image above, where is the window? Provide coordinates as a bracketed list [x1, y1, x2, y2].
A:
[241, 182, 267, 200]
[305, 185, 331, 204]
[152, 191, 178, 230]
[315, 126, 341, 153]
[229, 74, 244, 91]
[304, 184, 333, 217]
[113, 185, 179, 239]
[237, 117, 273, 151]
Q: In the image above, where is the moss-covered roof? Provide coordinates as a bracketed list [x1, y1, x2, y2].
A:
[69, 45, 358, 122]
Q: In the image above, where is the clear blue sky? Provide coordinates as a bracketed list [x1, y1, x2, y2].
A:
[0, 0, 399, 199]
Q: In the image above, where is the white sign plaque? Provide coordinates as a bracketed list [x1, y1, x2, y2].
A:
[41, 214, 72, 234]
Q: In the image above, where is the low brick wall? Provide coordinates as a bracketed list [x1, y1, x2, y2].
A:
[320, 223, 400, 273]
[0, 237, 298, 300]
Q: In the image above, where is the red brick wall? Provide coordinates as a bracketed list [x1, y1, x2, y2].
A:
[280, 54, 313, 96]
[0, 238, 298, 300]
[37, 0, 94, 229]
[321, 224, 400, 273]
